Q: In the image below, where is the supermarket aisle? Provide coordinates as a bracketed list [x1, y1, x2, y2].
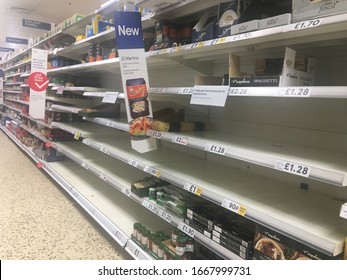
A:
[0, 131, 129, 260]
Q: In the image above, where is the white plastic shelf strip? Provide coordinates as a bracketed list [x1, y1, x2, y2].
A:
[149, 86, 347, 99]
[4, 98, 29, 106]
[145, 129, 347, 187]
[83, 92, 125, 100]
[83, 117, 129, 132]
[20, 125, 48, 143]
[2, 104, 22, 113]
[50, 104, 83, 114]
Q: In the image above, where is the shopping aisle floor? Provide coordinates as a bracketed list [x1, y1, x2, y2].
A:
[0, 132, 129, 260]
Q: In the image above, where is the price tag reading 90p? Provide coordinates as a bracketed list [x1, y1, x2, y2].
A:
[222, 198, 247, 217]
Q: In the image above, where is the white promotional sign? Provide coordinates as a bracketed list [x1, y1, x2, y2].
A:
[114, 11, 157, 153]
[190, 86, 229, 107]
[29, 49, 48, 119]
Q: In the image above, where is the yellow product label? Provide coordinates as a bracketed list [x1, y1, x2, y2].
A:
[238, 205, 247, 217]
[195, 187, 202, 196]
[74, 131, 81, 140]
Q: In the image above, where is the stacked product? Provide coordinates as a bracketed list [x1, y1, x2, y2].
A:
[131, 223, 196, 260]
[184, 205, 255, 259]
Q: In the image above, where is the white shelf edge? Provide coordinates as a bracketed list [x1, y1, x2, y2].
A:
[83, 117, 129, 132]
[4, 97, 30, 106]
[146, 129, 346, 187]
[149, 86, 347, 99]
[51, 104, 83, 114]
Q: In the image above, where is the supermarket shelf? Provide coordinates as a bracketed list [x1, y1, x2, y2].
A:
[145, 129, 347, 187]
[83, 117, 129, 132]
[46, 96, 93, 107]
[51, 140, 241, 260]
[149, 86, 347, 99]
[147, 13, 347, 60]
[3, 90, 22, 94]
[50, 104, 83, 114]
[20, 73, 31, 78]
[20, 84, 29, 88]
[4, 60, 31, 72]
[5, 72, 22, 79]
[1, 112, 21, 123]
[4, 97, 29, 106]
[53, 28, 116, 60]
[20, 124, 49, 143]
[83, 91, 125, 100]
[21, 114, 52, 128]
[47, 58, 119, 75]
[5, 82, 22, 86]
[51, 86, 111, 93]
[81, 135, 347, 257]
[50, 121, 118, 138]
[2, 103, 23, 113]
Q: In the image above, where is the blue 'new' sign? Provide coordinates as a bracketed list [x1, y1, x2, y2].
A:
[113, 11, 143, 50]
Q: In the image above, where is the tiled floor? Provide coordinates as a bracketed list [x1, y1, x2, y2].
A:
[0, 132, 129, 260]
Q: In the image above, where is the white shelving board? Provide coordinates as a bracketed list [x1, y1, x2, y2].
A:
[46, 96, 94, 107]
[50, 86, 112, 93]
[20, 124, 49, 143]
[3, 90, 22, 94]
[51, 140, 242, 260]
[145, 129, 347, 187]
[83, 92, 125, 100]
[2, 104, 22, 113]
[83, 117, 129, 132]
[149, 86, 347, 99]
[50, 121, 120, 138]
[80, 135, 347, 256]
[4, 98, 29, 106]
[50, 104, 84, 114]
[21, 114, 52, 128]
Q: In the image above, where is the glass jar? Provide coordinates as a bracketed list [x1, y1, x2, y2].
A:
[175, 236, 186, 257]
[133, 222, 141, 238]
[157, 244, 165, 260]
[185, 237, 195, 252]
[171, 227, 180, 247]
[141, 229, 150, 247]
[148, 187, 157, 200]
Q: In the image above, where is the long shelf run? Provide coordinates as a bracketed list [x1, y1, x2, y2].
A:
[79, 134, 347, 257]
[51, 140, 241, 260]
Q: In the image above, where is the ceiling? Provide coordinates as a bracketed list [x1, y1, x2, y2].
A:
[0, 0, 111, 58]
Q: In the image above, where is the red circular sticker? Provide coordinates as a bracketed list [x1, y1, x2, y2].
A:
[37, 162, 43, 169]
[45, 142, 52, 148]
[28, 72, 49, 92]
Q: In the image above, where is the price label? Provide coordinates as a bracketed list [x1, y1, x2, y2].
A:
[144, 166, 160, 177]
[184, 183, 202, 196]
[142, 199, 159, 214]
[172, 136, 188, 146]
[134, 249, 140, 257]
[205, 143, 227, 155]
[105, 121, 112, 127]
[178, 222, 195, 238]
[151, 131, 162, 139]
[277, 87, 311, 97]
[339, 203, 347, 219]
[232, 32, 252, 41]
[100, 146, 108, 154]
[286, 19, 322, 32]
[74, 131, 81, 140]
[190, 42, 204, 49]
[275, 160, 311, 178]
[122, 187, 131, 197]
[222, 199, 247, 216]
[102, 92, 119, 104]
[178, 88, 194, 95]
[56, 86, 64, 94]
[81, 162, 89, 169]
[99, 173, 107, 181]
[126, 241, 147, 259]
[158, 209, 172, 223]
[128, 159, 139, 168]
[229, 88, 248, 96]
[152, 88, 167, 94]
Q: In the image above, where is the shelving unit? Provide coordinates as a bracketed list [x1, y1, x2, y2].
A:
[1, 0, 347, 261]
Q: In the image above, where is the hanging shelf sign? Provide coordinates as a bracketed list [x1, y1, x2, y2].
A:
[6, 37, 28, 45]
[29, 49, 48, 119]
[22, 19, 52, 31]
[114, 11, 157, 153]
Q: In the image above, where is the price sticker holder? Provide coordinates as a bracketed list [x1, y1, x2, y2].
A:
[184, 183, 202, 196]
[221, 198, 247, 217]
[126, 239, 151, 260]
[275, 160, 311, 178]
[142, 199, 159, 215]
[178, 221, 195, 238]
[277, 87, 312, 97]
[122, 187, 132, 197]
[205, 143, 227, 156]
[284, 18, 322, 32]
[339, 203, 347, 219]
[144, 166, 161, 178]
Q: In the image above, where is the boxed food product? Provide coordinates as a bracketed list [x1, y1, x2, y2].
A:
[216, 1, 242, 38]
[230, 19, 259, 35]
[192, 13, 217, 43]
[253, 224, 343, 260]
[292, 0, 347, 22]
